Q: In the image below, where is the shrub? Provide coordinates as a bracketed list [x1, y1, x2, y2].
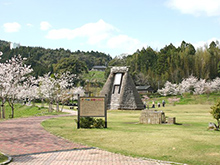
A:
[210, 100, 220, 128]
[76, 117, 105, 128]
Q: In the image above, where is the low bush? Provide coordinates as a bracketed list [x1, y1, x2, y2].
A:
[76, 117, 105, 128]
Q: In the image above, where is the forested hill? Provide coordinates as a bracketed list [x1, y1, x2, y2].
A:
[0, 40, 112, 77]
[108, 40, 220, 90]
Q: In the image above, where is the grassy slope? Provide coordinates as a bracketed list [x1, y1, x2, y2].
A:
[42, 104, 220, 165]
[83, 70, 105, 83]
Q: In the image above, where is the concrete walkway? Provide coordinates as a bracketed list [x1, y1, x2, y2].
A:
[0, 109, 174, 165]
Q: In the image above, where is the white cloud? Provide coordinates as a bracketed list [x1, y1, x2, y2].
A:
[193, 38, 220, 49]
[3, 22, 21, 32]
[40, 21, 52, 31]
[107, 35, 148, 55]
[46, 19, 117, 44]
[46, 19, 147, 56]
[166, 0, 220, 16]
[107, 35, 141, 49]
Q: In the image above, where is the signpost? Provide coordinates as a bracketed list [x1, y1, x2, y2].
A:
[77, 95, 107, 129]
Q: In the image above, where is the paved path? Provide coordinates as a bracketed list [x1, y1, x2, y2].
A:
[0, 109, 174, 165]
[0, 114, 86, 156]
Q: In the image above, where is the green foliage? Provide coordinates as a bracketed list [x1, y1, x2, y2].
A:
[107, 40, 220, 91]
[210, 100, 220, 127]
[0, 40, 112, 77]
[54, 57, 88, 75]
[77, 117, 105, 128]
[82, 71, 106, 86]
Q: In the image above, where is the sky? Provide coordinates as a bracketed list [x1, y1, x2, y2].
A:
[1, 0, 220, 57]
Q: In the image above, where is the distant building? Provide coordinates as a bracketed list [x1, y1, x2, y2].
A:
[91, 66, 107, 71]
[136, 86, 154, 94]
[10, 42, 20, 49]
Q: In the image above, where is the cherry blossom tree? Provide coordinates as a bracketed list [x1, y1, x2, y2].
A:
[0, 54, 33, 118]
[0, 51, 5, 118]
[158, 81, 178, 96]
[209, 77, 220, 93]
[178, 76, 198, 95]
[6, 55, 32, 118]
[17, 76, 39, 106]
[193, 79, 207, 95]
[38, 72, 76, 112]
[158, 75, 220, 96]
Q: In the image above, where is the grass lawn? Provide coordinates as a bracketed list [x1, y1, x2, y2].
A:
[42, 104, 220, 165]
[83, 70, 106, 83]
[0, 103, 66, 120]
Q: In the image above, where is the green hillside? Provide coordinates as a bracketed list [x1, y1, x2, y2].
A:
[0, 40, 112, 77]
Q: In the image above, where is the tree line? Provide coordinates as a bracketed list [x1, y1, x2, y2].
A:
[2, 39, 220, 92]
[108, 41, 220, 91]
[0, 40, 112, 78]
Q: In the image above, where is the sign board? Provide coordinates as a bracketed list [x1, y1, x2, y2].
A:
[77, 96, 107, 128]
[79, 97, 105, 117]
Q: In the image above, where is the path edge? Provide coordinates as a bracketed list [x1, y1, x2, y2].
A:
[0, 153, 12, 165]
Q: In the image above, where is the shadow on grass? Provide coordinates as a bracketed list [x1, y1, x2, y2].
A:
[174, 123, 182, 125]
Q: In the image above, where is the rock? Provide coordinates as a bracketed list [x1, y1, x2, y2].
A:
[208, 122, 218, 130]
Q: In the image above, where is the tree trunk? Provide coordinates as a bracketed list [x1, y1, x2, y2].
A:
[56, 102, 59, 112]
[41, 98, 44, 108]
[217, 119, 220, 129]
[48, 101, 53, 112]
[61, 104, 64, 112]
[8, 98, 14, 118]
[0, 105, 1, 119]
[2, 99, 6, 118]
[2, 104, 5, 119]
[11, 106, 14, 118]
[32, 99, 35, 106]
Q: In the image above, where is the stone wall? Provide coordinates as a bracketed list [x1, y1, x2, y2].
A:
[139, 110, 166, 124]
[139, 110, 176, 124]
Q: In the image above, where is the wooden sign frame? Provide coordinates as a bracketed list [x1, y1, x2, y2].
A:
[77, 95, 107, 129]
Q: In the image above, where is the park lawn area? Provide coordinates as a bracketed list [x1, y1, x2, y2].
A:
[42, 104, 220, 165]
[0, 103, 66, 120]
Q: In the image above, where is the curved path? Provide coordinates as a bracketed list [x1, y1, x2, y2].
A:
[0, 110, 175, 165]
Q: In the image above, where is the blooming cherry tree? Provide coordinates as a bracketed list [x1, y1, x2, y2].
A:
[158, 81, 178, 96]
[38, 72, 76, 112]
[0, 54, 33, 118]
[158, 75, 220, 96]
[178, 76, 198, 95]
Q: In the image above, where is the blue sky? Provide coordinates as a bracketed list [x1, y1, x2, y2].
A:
[1, 0, 220, 57]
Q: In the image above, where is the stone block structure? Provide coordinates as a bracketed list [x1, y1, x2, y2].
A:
[167, 117, 176, 124]
[100, 66, 144, 110]
[139, 110, 166, 124]
[139, 110, 176, 124]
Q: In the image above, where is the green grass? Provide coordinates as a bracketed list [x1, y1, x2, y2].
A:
[42, 104, 220, 165]
[83, 70, 106, 83]
[0, 103, 66, 120]
[145, 93, 220, 106]
[0, 153, 8, 164]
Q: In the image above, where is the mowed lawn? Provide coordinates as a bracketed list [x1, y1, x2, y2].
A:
[42, 104, 220, 165]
